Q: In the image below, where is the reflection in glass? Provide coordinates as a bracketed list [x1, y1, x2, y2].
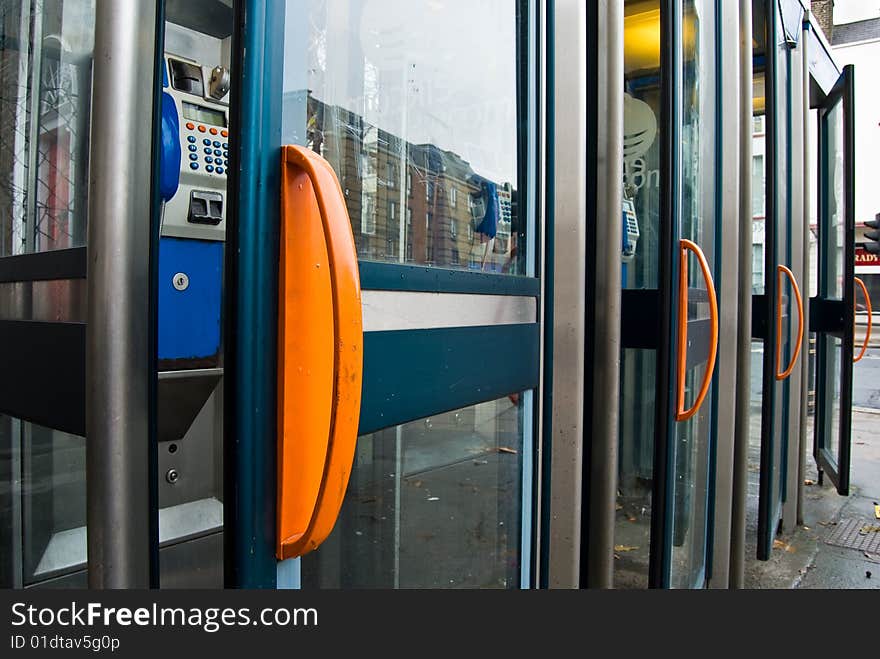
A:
[817, 335, 843, 466]
[617, 0, 661, 588]
[0, 0, 94, 256]
[668, 0, 716, 589]
[822, 101, 845, 301]
[0, 416, 86, 587]
[282, 0, 526, 274]
[301, 395, 524, 588]
[615, 348, 655, 589]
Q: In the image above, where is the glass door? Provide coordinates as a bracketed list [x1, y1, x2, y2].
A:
[753, 0, 805, 560]
[227, 0, 540, 588]
[617, 0, 719, 589]
[812, 65, 855, 495]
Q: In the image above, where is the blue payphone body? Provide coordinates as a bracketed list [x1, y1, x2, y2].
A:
[159, 51, 229, 368]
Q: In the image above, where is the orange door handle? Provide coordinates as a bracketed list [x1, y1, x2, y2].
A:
[775, 265, 803, 380]
[854, 276, 872, 363]
[675, 239, 719, 422]
[277, 145, 363, 560]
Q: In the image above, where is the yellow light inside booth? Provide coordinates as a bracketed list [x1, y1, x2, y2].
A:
[624, 3, 698, 76]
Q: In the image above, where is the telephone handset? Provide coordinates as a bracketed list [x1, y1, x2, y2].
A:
[622, 187, 640, 263]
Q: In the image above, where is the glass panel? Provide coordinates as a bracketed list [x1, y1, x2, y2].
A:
[622, 0, 661, 291]
[772, 4, 791, 520]
[301, 394, 525, 588]
[615, 348, 656, 589]
[616, 0, 662, 588]
[669, 0, 715, 589]
[0, 416, 87, 587]
[821, 100, 845, 301]
[818, 334, 843, 466]
[281, 0, 528, 274]
[0, 0, 95, 256]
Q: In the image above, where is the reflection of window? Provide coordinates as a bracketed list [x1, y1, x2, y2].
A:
[386, 162, 397, 186]
[426, 180, 434, 202]
[753, 115, 764, 135]
[426, 212, 433, 262]
[406, 207, 412, 227]
[406, 239, 413, 261]
[752, 242, 764, 292]
[450, 186, 457, 208]
[751, 155, 764, 217]
[407, 172, 412, 195]
[388, 201, 396, 223]
[361, 195, 376, 235]
[450, 217, 457, 239]
[386, 237, 396, 258]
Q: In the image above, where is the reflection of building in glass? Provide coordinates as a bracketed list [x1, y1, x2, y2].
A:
[287, 92, 517, 273]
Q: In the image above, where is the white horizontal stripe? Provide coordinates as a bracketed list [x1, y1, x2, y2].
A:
[362, 290, 536, 332]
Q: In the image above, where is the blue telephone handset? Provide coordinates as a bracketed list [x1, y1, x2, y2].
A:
[158, 61, 181, 203]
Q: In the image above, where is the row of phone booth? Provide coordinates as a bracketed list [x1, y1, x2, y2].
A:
[0, 0, 868, 589]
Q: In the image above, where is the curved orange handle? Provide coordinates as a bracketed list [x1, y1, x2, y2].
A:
[775, 265, 803, 380]
[854, 277, 872, 363]
[675, 239, 719, 422]
[277, 145, 363, 560]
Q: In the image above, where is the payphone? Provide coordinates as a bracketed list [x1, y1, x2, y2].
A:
[151, 15, 233, 587]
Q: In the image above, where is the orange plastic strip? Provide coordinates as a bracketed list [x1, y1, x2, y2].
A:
[277, 145, 363, 560]
[775, 265, 803, 381]
[675, 239, 719, 422]
[854, 277, 872, 363]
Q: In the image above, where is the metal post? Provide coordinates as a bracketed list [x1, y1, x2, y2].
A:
[586, 0, 623, 589]
[730, 0, 753, 589]
[86, 0, 159, 588]
[783, 28, 806, 531]
[710, 0, 742, 589]
[547, 0, 587, 588]
[797, 19, 811, 526]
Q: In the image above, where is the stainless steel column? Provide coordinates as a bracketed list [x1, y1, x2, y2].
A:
[730, 0, 753, 589]
[783, 29, 806, 531]
[797, 16, 812, 526]
[86, 0, 158, 588]
[710, 0, 742, 589]
[547, 0, 587, 588]
[586, 0, 623, 589]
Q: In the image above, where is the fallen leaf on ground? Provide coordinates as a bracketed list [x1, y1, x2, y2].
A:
[804, 479, 815, 486]
[614, 545, 638, 552]
[772, 539, 795, 552]
[615, 504, 623, 511]
[859, 525, 880, 535]
[627, 515, 637, 523]
[497, 447, 518, 454]
[874, 504, 880, 520]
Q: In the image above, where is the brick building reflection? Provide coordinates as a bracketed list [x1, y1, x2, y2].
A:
[290, 92, 518, 274]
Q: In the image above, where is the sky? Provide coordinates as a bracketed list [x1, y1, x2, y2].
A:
[282, 0, 520, 184]
[832, 0, 880, 24]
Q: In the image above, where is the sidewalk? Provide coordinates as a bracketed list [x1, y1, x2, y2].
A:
[743, 408, 880, 588]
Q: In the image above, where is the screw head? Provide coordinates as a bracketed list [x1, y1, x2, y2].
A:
[166, 468, 180, 484]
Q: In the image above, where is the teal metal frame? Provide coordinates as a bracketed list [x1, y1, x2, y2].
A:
[224, 0, 285, 588]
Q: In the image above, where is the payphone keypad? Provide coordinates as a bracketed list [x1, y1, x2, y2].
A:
[184, 123, 228, 175]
